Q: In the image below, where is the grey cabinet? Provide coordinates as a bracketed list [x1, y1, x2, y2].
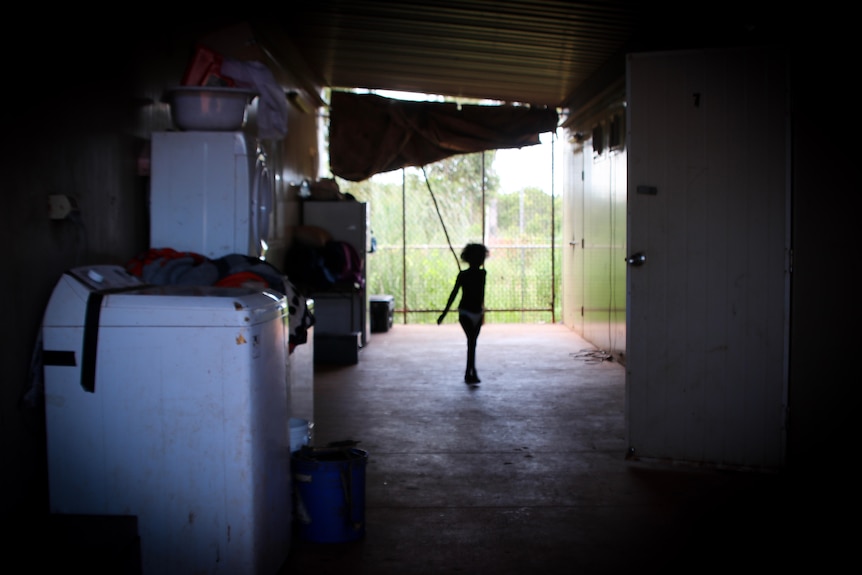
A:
[303, 201, 370, 361]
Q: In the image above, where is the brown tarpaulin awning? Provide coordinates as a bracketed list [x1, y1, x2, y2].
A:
[328, 91, 559, 182]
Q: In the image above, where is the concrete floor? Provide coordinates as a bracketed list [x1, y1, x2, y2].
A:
[23, 322, 848, 574]
[277, 323, 821, 575]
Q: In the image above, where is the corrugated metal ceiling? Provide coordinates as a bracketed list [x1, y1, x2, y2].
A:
[268, 1, 660, 108]
[256, 1, 780, 114]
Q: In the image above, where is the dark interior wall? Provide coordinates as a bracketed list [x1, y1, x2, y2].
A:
[0, 18, 315, 520]
[787, 41, 855, 482]
[1, 20, 168, 520]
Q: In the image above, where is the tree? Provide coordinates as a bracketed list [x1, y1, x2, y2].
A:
[335, 144, 559, 324]
[494, 186, 560, 241]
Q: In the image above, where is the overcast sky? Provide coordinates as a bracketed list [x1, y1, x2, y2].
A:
[494, 132, 556, 195]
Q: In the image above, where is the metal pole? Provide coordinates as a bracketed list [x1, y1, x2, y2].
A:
[401, 168, 407, 324]
[551, 130, 557, 324]
[481, 151, 486, 244]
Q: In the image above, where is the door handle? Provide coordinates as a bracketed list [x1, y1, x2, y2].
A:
[626, 252, 646, 266]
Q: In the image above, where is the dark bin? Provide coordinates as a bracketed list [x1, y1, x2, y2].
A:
[369, 294, 394, 333]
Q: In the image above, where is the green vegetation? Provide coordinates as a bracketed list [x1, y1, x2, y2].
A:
[337, 149, 561, 325]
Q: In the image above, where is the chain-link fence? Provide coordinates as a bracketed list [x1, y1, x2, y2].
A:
[339, 150, 560, 325]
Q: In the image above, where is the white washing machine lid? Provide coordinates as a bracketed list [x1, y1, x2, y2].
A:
[43, 266, 286, 328]
[98, 285, 286, 327]
[42, 265, 287, 394]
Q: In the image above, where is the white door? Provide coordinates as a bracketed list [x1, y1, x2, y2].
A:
[625, 47, 790, 470]
[561, 138, 584, 332]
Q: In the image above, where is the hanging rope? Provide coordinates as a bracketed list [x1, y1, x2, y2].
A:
[421, 165, 461, 270]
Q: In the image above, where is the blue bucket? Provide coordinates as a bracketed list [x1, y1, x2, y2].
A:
[291, 446, 368, 543]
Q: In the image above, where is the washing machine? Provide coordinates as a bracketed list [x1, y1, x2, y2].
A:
[41, 264, 292, 574]
[150, 130, 274, 259]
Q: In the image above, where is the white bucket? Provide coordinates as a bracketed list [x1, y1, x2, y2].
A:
[289, 418, 312, 453]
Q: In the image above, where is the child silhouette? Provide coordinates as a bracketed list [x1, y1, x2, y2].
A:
[437, 243, 489, 384]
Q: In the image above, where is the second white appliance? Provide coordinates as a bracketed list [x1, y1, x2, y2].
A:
[150, 130, 274, 259]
